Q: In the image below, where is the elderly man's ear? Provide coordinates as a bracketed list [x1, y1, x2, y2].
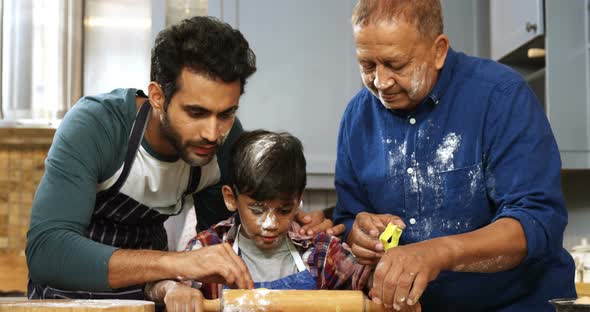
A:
[433, 34, 450, 70]
[222, 185, 238, 212]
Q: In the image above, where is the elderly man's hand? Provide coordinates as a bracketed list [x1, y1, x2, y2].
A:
[370, 241, 450, 311]
[347, 212, 406, 265]
[295, 210, 346, 237]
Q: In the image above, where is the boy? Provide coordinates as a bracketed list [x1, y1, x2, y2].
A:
[145, 130, 373, 310]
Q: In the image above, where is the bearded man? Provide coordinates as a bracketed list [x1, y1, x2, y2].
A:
[26, 16, 336, 300]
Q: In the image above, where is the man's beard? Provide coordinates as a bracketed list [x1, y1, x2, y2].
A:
[159, 111, 223, 167]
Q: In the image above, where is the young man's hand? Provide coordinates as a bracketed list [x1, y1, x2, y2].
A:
[166, 243, 254, 289]
[295, 210, 346, 236]
[347, 212, 406, 265]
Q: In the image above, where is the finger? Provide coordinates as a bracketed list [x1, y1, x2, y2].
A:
[406, 272, 427, 306]
[357, 213, 382, 237]
[308, 219, 334, 235]
[296, 211, 313, 224]
[350, 226, 382, 252]
[326, 223, 346, 236]
[351, 243, 384, 261]
[222, 243, 254, 289]
[212, 245, 242, 287]
[370, 258, 393, 304]
[301, 210, 325, 233]
[393, 270, 416, 310]
[378, 214, 406, 230]
[296, 211, 314, 234]
[381, 265, 403, 310]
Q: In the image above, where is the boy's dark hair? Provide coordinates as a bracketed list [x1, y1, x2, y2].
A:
[228, 130, 306, 201]
[150, 16, 257, 109]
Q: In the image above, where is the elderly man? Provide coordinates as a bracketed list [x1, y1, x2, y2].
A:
[334, 0, 575, 311]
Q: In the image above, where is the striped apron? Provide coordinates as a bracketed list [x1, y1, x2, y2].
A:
[28, 99, 201, 300]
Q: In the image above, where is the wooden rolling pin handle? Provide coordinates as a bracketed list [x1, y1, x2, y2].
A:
[203, 299, 220, 312]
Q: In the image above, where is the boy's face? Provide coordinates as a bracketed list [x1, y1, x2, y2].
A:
[222, 186, 301, 250]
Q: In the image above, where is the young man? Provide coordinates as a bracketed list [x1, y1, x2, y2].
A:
[26, 16, 335, 300]
[334, 0, 575, 311]
[146, 130, 374, 311]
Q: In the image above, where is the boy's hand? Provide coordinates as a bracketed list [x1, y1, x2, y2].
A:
[347, 212, 406, 265]
[163, 281, 205, 312]
[295, 210, 346, 236]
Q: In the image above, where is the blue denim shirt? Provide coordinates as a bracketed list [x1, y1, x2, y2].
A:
[334, 49, 575, 311]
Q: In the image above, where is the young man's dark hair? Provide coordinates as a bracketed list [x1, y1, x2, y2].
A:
[150, 16, 257, 108]
[228, 130, 307, 201]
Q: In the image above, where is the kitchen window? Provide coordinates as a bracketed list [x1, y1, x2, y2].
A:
[0, 0, 208, 123]
[1, 0, 82, 122]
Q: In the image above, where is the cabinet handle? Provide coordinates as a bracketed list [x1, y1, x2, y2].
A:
[525, 22, 538, 33]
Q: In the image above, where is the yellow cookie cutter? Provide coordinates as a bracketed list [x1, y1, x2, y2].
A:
[379, 223, 403, 251]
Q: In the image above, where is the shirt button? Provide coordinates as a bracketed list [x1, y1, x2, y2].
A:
[406, 167, 414, 174]
[409, 218, 417, 225]
[409, 118, 416, 125]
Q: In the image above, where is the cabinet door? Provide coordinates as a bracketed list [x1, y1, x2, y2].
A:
[546, 0, 590, 169]
[490, 0, 544, 60]
[209, 0, 360, 188]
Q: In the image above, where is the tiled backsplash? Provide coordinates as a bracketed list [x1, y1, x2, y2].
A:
[0, 147, 48, 255]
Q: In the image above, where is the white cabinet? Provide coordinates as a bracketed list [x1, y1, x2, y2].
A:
[490, 0, 544, 60]
[209, 0, 360, 188]
[494, 0, 590, 169]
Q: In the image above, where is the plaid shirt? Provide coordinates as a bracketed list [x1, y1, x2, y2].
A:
[185, 216, 373, 299]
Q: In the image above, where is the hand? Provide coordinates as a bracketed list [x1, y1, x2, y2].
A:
[386, 301, 422, 312]
[171, 243, 254, 289]
[162, 281, 204, 312]
[399, 301, 422, 312]
[295, 210, 346, 237]
[370, 241, 449, 311]
[347, 212, 406, 265]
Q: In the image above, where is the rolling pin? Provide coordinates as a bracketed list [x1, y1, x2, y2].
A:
[202, 289, 385, 312]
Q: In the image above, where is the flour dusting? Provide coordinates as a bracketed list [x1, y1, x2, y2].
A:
[223, 289, 272, 312]
[388, 140, 407, 177]
[435, 133, 461, 171]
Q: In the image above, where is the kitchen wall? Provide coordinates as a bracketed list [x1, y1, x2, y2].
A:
[562, 172, 590, 250]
